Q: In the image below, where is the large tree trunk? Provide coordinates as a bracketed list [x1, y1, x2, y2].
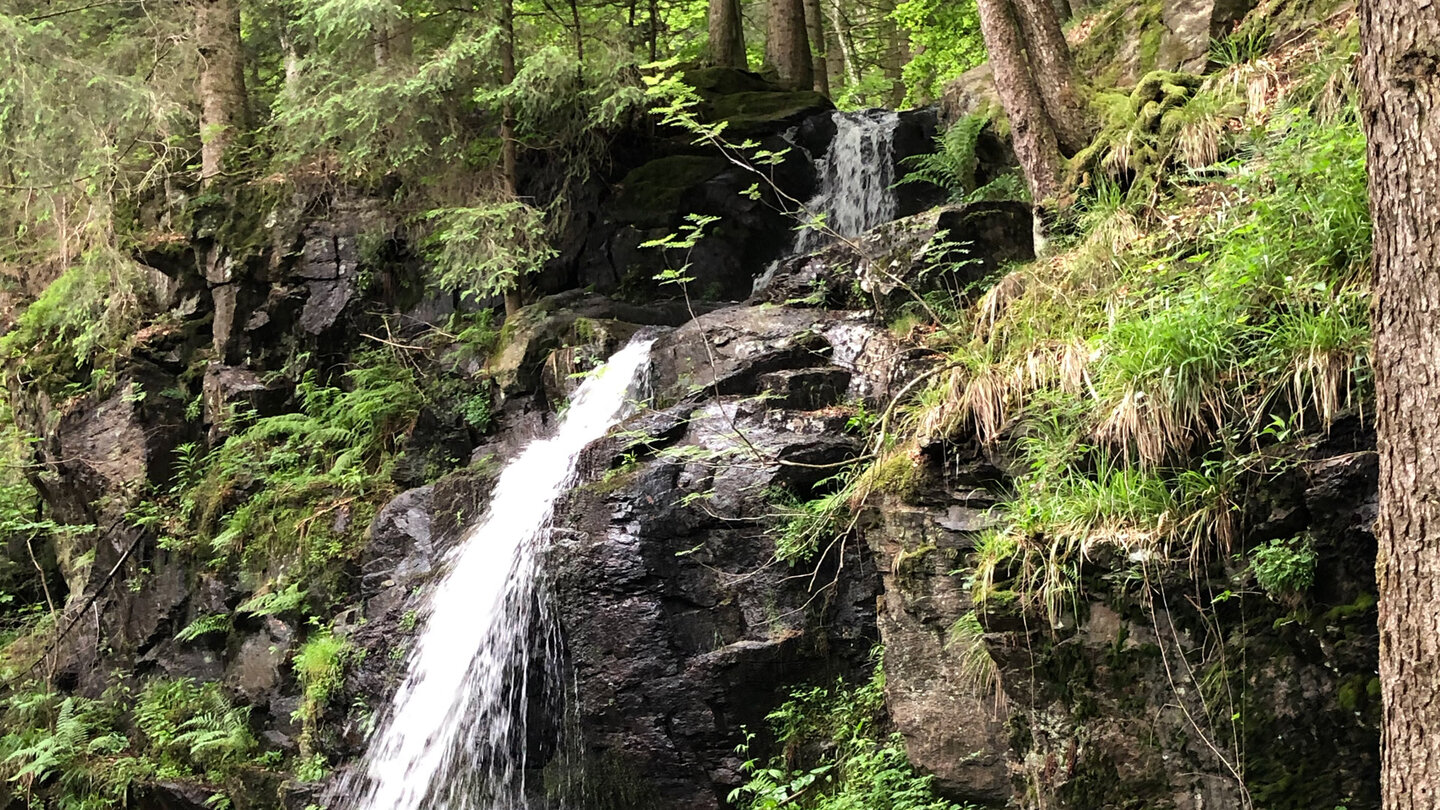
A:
[196, 0, 248, 185]
[500, 0, 523, 318]
[765, 0, 814, 89]
[1010, 0, 1091, 154]
[802, 0, 830, 95]
[975, 0, 1062, 202]
[708, 0, 747, 68]
[1359, 0, 1440, 806]
[373, 19, 413, 68]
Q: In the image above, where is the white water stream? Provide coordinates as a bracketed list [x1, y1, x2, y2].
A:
[795, 108, 901, 252]
[338, 337, 656, 810]
[754, 109, 901, 293]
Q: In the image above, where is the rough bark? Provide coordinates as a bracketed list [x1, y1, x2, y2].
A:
[708, 0, 748, 68]
[802, 0, 831, 94]
[1359, 0, 1440, 806]
[766, 0, 814, 89]
[975, 0, 1062, 202]
[884, 9, 909, 107]
[195, 0, 248, 185]
[1011, 0, 1091, 155]
[501, 0, 523, 317]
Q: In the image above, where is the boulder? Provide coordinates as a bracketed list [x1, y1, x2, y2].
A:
[755, 202, 1035, 316]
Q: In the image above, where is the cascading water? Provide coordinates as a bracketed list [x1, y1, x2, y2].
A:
[795, 109, 901, 252]
[753, 108, 901, 293]
[336, 337, 656, 810]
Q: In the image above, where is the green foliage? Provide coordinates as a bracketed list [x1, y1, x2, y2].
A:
[901, 114, 1029, 204]
[884, 99, 1369, 625]
[236, 582, 308, 618]
[900, 115, 988, 201]
[292, 630, 355, 755]
[892, 0, 984, 105]
[772, 489, 846, 566]
[184, 349, 424, 574]
[0, 250, 166, 396]
[0, 678, 273, 806]
[730, 663, 979, 810]
[175, 613, 234, 643]
[423, 203, 556, 304]
[1250, 536, 1317, 599]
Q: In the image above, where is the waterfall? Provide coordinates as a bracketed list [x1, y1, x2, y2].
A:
[337, 337, 656, 810]
[795, 109, 901, 252]
[754, 109, 901, 293]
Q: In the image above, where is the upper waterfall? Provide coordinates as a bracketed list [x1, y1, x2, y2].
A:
[796, 109, 901, 251]
[754, 109, 901, 294]
[335, 337, 656, 810]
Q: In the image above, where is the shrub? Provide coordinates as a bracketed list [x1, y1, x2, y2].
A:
[1251, 536, 1318, 600]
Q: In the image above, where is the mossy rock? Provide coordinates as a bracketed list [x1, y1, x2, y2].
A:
[682, 66, 777, 96]
[612, 154, 728, 229]
[700, 90, 834, 138]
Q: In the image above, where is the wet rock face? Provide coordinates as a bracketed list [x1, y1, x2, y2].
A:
[858, 441, 1014, 805]
[925, 421, 1379, 810]
[546, 305, 927, 809]
[753, 202, 1035, 317]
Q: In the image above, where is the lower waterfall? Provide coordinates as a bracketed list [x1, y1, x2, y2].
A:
[335, 337, 657, 810]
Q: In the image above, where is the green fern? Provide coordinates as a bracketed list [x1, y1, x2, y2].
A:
[899, 113, 992, 200]
[175, 613, 233, 643]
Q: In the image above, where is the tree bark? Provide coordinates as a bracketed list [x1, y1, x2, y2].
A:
[500, 0, 523, 317]
[975, 0, 1062, 202]
[827, 0, 861, 85]
[1359, 0, 1440, 806]
[196, 0, 248, 185]
[708, 0, 747, 68]
[569, 0, 585, 66]
[765, 0, 814, 89]
[802, 0, 830, 95]
[882, 2, 908, 107]
[1010, 0, 1091, 155]
[373, 19, 413, 68]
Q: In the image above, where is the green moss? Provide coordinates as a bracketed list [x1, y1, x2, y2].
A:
[184, 181, 287, 261]
[859, 450, 929, 504]
[1322, 591, 1377, 622]
[613, 155, 727, 228]
[701, 90, 834, 137]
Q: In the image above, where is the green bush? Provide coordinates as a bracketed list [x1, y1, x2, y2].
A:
[730, 661, 981, 810]
[1251, 536, 1318, 599]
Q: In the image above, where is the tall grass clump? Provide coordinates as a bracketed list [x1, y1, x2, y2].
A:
[883, 64, 1369, 626]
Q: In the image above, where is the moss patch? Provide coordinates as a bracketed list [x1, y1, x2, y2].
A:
[612, 155, 727, 228]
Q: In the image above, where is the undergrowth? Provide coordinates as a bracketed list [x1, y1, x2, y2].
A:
[0, 678, 278, 808]
[730, 659, 980, 810]
[851, 24, 1369, 626]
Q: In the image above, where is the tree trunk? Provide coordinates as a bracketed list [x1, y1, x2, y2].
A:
[278, 22, 302, 100]
[373, 19, 413, 68]
[882, 2, 908, 106]
[1010, 0, 1091, 154]
[1359, 0, 1440, 806]
[196, 0, 248, 185]
[975, 0, 1062, 202]
[708, 0, 747, 68]
[501, 0, 523, 318]
[765, 0, 814, 89]
[827, 0, 861, 85]
[802, 0, 830, 95]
